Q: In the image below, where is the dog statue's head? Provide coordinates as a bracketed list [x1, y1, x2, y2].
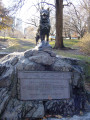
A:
[40, 8, 50, 20]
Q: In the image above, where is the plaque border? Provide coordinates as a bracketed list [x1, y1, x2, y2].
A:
[18, 71, 71, 100]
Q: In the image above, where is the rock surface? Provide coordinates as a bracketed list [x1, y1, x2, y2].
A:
[29, 52, 55, 65]
[51, 58, 72, 71]
[1, 99, 44, 119]
[0, 48, 88, 119]
[44, 112, 90, 120]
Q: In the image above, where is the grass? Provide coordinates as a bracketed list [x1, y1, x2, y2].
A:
[50, 39, 90, 62]
[0, 37, 35, 53]
[50, 39, 79, 48]
[55, 50, 90, 83]
[0, 36, 17, 40]
[1, 37, 89, 62]
[4, 45, 34, 52]
[0, 37, 90, 83]
[77, 33, 90, 55]
[54, 49, 90, 63]
[49, 39, 90, 83]
[64, 39, 79, 48]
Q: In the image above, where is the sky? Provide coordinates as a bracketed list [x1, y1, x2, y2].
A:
[2, 0, 79, 31]
[2, 0, 55, 31]
[2, 0, 55, 20]
[2, 0, 38, 22]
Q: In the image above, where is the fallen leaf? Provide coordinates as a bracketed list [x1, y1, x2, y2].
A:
[55, 115, 62, 119]
[80, 111, 83, 115]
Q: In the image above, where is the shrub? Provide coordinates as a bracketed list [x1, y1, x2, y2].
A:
[78, 33, 90, 55]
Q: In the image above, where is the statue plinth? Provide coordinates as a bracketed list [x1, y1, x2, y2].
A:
[35, 40, 52, 50]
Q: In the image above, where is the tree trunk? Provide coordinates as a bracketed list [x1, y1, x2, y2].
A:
[54, 0, 64, 49]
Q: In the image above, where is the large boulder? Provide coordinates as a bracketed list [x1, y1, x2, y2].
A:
[0, 48, 88, 119]
[1, 99, 44, 119]
[29, 52, 56, 65]
[51, 58, 72, 71]
[25, 49, 56, 66]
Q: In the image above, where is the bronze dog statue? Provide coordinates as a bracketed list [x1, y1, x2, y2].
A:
[36, 8, 51, 49]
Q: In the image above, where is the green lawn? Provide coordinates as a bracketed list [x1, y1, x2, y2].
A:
[50, 39, 90, 63]
[1, 37, 89, 63]
[50, 39, 79, 48]
[0, 37, 90, 82]
[49, 39, 90, 83]
[0, 37, 36, 52]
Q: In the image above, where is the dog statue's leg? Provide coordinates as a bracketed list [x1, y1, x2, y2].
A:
[40, 34, 42, 42]
[47, 33, 49, 42]
[38, 34, 46, 48]
[36, 37, 38, 45]
[43, 34, 45, 41]
[46, 34, 52, 48]
[36, 32, 40, 45]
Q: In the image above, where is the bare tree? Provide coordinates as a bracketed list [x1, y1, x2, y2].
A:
[63, 15, 71, 38]
[63, 0, 89, 38]
[65, 9, 86, 38]
[8, 0, 26, 15]
[79, 0, 90, 33]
